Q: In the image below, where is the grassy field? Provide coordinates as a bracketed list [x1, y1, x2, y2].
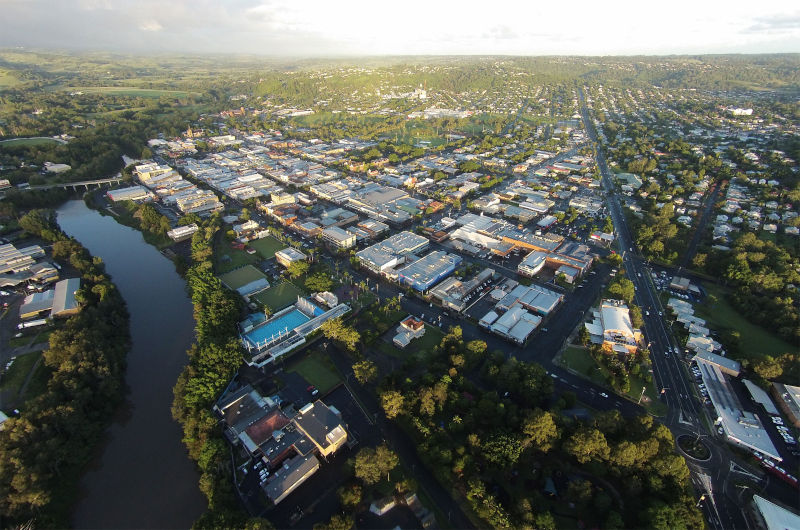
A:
[215, 239, 258, 273]
[63, 86, 199, 98]
[376, 323, 445, 359]
[287, 350, 341, 395]
[253, 281, 305, 312]
[218, 265, 268, 291]
[249, 236, 284, 260]
[694, 283, 795, 361]
[0, 137, 62, 148]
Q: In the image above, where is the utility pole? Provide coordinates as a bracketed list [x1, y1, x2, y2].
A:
[637, 385, 646, 404]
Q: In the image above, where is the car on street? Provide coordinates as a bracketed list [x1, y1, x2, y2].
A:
[599, 392, 609, 398]
[307, 385, 318, 396]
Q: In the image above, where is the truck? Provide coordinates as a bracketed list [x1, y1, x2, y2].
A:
[17, 319, 48, 330]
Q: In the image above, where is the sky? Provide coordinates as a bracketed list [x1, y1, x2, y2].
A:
[0, 0, 798, 56]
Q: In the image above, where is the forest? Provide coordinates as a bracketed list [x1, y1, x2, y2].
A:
[377, 326, 703, 529]
[0, 209, 130, 527]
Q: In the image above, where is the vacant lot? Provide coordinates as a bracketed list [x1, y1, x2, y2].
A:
[63, 86, 199, 98]
[286, 350, 341, 395]
[695, 283, 795, 361]
[249, 236, 284, 260]
[0, 351, 43, 400]
[253, 281, 305, 312]
[218, 265, 268, 291]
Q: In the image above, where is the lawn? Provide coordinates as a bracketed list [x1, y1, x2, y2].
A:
[252, 281, 305, 312]
[249, 236, 284, 260]
[218, 264, 268, 291]
[215, 239, 259, 273]
[286, 350, 341, 395]
[0, 351, 42, 396]
[694, 283, 795, 361]
[375, 323, 445, 359]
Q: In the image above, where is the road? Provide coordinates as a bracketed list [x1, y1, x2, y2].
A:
[578, 88, 754, 530]
[680, 180, 721, 269]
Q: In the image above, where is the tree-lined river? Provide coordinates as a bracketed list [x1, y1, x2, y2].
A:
[57, 200, 205, 528]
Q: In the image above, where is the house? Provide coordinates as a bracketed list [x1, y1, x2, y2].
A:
[393, 316, 426, 348]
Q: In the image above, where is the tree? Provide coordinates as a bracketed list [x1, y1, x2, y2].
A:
[564, 427, 610, 464]
[337, 484, 362, 509]
[482, 432, 524, 468]
[753, 355, 783, 381]
[380, 390, 404, 419]
[352, 360, 377, 384]
[286, 260, 309, 279]
[305, 272, 334, 292]
[608, 278, 635, 305]
[522, 409, 560, 452]
[313, 514, 353, 530]
[354, 445, 399, 485]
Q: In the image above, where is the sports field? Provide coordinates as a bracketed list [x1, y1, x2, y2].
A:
[218, 265, 268, 291]
[249, 236, 284, 259]
[252, 281, 305, 312]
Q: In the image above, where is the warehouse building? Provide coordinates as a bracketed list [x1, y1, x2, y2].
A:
[430, 268, 495, 312]
[496, 284, 563, 316]
[356, 231, 429, 274]
[397, 251, 462, 292]
[489, 305, 542, 344]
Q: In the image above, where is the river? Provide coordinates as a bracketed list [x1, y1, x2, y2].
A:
[57, 200, 206, 529]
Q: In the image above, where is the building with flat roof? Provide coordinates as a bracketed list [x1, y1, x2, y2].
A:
[264, 454, 321, 505]
[397, 251, 462, 292]
[692, 351, 741, 377]
[695, 358, 781, 461]
[293, 401, 348, 459]
[356, 231, 429, 275]
[585, 300, 641, 354]
[496, 284, 563, 317]
[275, 247, 307, 268]
[490, 305, 542, 344]
[430, 268, 494, 312]
[321, 226, 356, 249]
[771, 383, 800, 428]
[167, 224, 199, 242]
[107, 185, 155, 203]
[51, 277, 80, 317]
[751, 495, 800, 530]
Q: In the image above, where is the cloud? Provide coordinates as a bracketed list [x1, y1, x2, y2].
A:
[744, 13, 800, 34]
[138, 19, 163, 32]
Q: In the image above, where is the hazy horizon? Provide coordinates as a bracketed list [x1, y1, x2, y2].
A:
[1, 0, 798, 57]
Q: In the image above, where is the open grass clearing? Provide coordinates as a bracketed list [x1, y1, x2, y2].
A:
[62, 86, 199, 98]
[695, 283, 795, 361]
[252, 281, 305, 312]
[214, 238, 258, 273]
[249, 236, 284, 260]
[286, 350, 341, 395]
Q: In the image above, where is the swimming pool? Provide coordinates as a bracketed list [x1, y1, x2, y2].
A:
[243, 309, 310, 348]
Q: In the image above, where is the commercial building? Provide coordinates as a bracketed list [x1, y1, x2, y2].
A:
[356, 231, 429, 274]
[0, 243, 46, 275]
[751, 495, 800, 530]
[489, 305, 542, 344]
[321, 226, 357, 250]
[430, 268, 495, 312]
[19, 278, 81, 319]
[397, 251, 462, 292]
[275, 247, 307, 268]
[695, 356, 781, 461]
[167, 224, 199, 242]
[771, 383, 800, 428]
[496, 284, 563, 317]
[215, 386, 347, 506]
[106, 185, 155, 203]
[585, 300, 641, 354]
[692, 351, 741, 377]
